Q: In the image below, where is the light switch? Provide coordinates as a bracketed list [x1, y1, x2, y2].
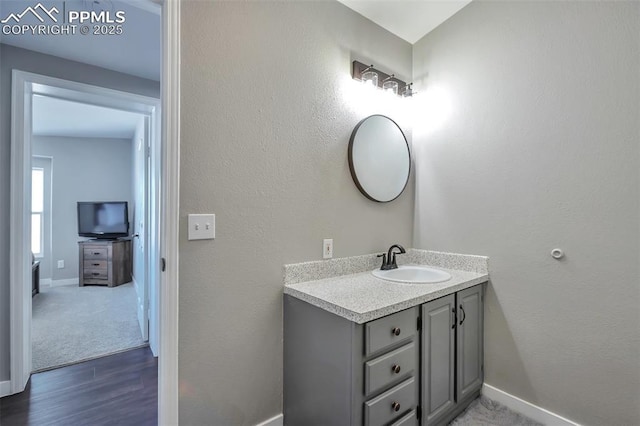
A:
[188, 214, 215, 240]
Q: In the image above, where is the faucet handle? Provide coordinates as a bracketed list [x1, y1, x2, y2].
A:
[377, 253, 387, 269]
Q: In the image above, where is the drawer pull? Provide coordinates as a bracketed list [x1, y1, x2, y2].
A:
[392, 327, 401, 336]
[93, 252, 100, 255]
[392, 364, 401, 374]
[92, 272, 100, 276]
[92, 263, 100, 266]
[391, 402, 401, 412]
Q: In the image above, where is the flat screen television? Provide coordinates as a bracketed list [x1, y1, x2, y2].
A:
[77, 201, 129, 239]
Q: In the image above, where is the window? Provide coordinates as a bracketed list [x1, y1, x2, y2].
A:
[32, 168, 44, 257]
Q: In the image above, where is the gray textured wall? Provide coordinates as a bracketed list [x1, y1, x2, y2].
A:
[0, 43, 159, 382]
[32, 136, 133, 281]
[179, 1, 414, 424]
[412, 2, 640, 425]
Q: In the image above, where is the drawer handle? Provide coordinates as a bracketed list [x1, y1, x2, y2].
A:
[391, 402, 401, 412]
[391, 327, 401, 336]
[92, 272, 100, 276]
[92, 263, 100, 266]
[392, 364, 401, 374]
[93, 252, 100, 255]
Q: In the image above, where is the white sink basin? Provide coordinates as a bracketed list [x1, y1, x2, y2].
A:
[372, 265, 452, 284]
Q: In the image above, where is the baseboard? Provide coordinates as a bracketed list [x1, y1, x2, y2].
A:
[40, 278, 52, 286]
[255, 414, 283, 426]
[482, 383, 581, 426]
[50, 278, 79, 287]
[0, 380, 11, 397]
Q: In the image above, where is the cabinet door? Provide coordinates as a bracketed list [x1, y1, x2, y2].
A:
[421, 294, 456, 425]
[456, 285, 484, 401]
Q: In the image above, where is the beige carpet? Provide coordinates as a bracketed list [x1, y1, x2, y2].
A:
[32, 282, 146, 372]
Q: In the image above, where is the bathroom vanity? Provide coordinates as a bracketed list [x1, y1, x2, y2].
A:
[283, 249, 488, 426]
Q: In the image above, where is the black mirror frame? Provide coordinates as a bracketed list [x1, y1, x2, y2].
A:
[347, 114, 411, 203]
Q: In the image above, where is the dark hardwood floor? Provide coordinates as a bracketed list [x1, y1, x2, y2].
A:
[0, 347, 157, 426]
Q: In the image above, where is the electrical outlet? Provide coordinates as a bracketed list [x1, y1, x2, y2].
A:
[57, 260, 64, 269]
[323, 239, 333, 259]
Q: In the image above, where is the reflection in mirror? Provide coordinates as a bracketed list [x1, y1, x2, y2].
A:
[348, 115, 410, 202]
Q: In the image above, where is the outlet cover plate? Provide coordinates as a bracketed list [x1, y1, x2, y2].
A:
[323, 238, 333, 259]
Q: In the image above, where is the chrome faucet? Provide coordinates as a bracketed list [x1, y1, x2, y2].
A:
[377, 244, 406, 270]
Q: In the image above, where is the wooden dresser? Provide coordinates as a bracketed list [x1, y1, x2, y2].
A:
[78, 239, 132, 287]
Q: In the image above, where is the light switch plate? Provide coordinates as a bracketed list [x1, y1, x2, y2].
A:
[188, 214, 215, 240]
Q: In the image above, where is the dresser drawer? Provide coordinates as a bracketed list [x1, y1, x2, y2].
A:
[364, 377, 416, 426]
[84, 260, 107, 269]
[365, 341, 416, 396]
[84, 269, 108, 280]
[365, 308, 417, 356]
[84, 247, 108, 260]
[390, 409, 418, 426]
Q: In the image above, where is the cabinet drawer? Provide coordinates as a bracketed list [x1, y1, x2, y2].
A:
[365, 341, 416, 396]
[391, 409, 418, 426]
[364, 377, 416, 426]
[84, 269, 108, 280]
[84, 260, 107, 269]
[84, 247, 108, 260]
[365, 308, 417, 356]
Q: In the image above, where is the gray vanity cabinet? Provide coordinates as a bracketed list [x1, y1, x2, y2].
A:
[284, 296, 420, 426]
[284, 283, 484, 426]
[422, 284, 484, 426]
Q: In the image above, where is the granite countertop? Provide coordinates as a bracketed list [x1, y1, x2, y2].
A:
[283, 249, 489, 324]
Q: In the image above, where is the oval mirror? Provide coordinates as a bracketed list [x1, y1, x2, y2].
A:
[348, 115, 410, 202]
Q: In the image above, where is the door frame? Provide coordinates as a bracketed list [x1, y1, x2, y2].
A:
[9, 0, 180, 416]
[159, 0, 180, 423]
[10, 69, 159, 380]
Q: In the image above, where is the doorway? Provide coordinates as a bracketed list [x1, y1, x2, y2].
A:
[9, 71, 161, 385]
[6, 1, 179, 423]
[29, 96, 154, 371]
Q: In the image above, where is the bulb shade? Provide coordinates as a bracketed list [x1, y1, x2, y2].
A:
[361, 70, 378, 87]
[383, 80, 398, 95]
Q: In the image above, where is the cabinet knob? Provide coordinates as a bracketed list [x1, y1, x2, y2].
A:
[391, 402, 401, 412]
[392, 364, 401, 374]
[391, 327, 401, 336]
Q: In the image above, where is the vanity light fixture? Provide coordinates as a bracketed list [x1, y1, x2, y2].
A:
[352, 60, 413, 97]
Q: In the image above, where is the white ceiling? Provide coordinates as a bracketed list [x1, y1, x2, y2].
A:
[32, 95, 144, 139]
[337, 0, 473, 44]
[0, 0, 160, 81]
